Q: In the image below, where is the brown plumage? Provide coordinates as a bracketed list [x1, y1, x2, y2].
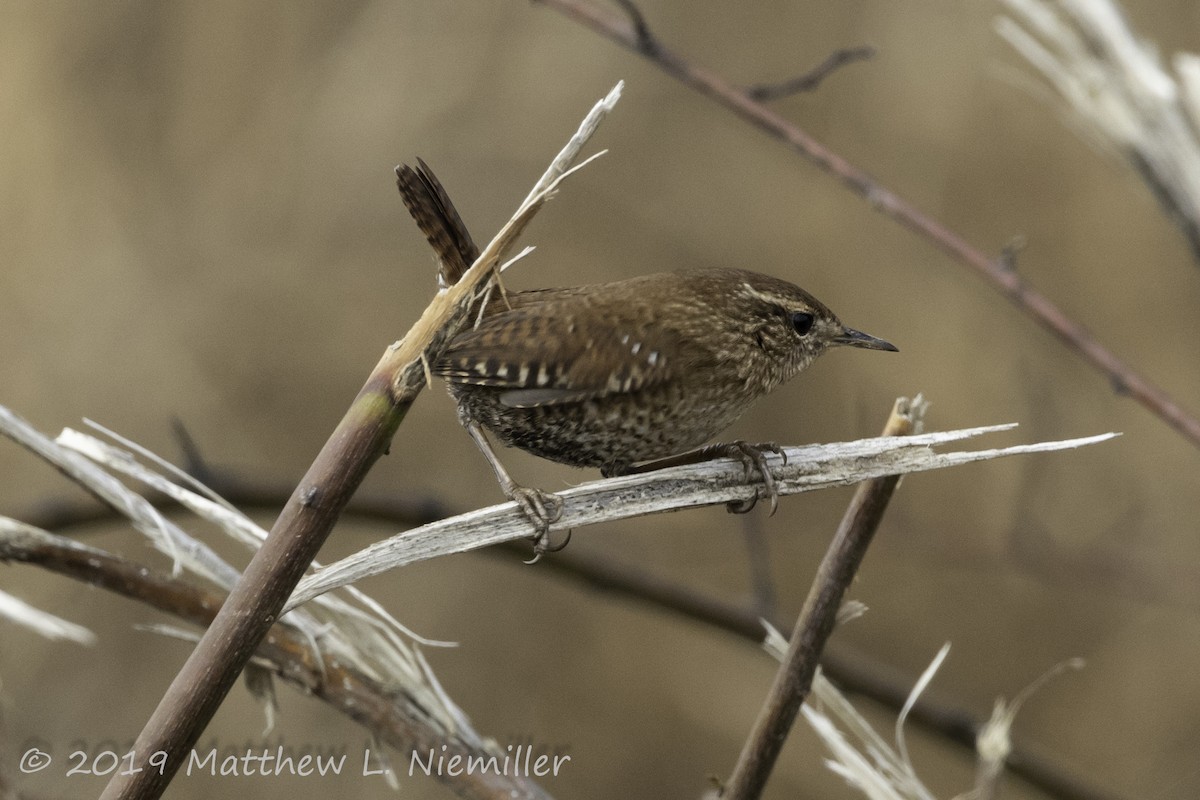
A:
[396, 161, 896, 545]
[433, 268, 896, 476]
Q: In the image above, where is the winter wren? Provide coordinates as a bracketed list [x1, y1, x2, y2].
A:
[397, 161, 897, 546]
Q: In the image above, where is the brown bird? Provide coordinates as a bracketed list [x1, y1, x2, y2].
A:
[397, 162, 897, 549]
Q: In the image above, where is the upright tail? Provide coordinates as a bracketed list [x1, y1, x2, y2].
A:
[395, 159, 479, 286]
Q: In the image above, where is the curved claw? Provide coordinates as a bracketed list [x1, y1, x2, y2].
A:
[767, 442, 788, 468]
[722, 441, 783, 517]
[726, 495, 759, 514]
[507, 486, 567, 561]
[524, 528, 573, 564]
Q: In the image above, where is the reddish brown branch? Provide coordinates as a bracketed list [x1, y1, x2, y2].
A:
[723, 399, 914, 799]
[534, 0, 1200, 449]
[99, 374, 410, 800]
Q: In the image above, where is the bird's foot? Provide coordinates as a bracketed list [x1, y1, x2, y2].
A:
[717, 441, 787, 516]
[504, 484, 568, 563]
[616, 441, 787, 515]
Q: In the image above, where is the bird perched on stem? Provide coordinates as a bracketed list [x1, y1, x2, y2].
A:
[397, 161, 896, 555]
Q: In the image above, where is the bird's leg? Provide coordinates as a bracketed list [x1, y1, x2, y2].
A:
[618, 441, 787, 515]
[463, 421, 566, 555]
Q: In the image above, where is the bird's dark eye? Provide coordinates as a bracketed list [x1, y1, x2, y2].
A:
[790, 312, 815, 335]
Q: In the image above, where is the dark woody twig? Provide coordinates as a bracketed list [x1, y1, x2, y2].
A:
[533, 0, 1200, 450]
[746, 46, 876, 101]
[723, 396, 918, 799]
[611, 0, 660, 55]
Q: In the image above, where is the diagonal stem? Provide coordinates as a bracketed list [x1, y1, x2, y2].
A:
[533, 0, 1200, 449]
[723, 396, 919, 799]
[98, 84, 621, 800]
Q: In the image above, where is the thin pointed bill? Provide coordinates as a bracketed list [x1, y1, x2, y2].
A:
[834, 327, 898, 352]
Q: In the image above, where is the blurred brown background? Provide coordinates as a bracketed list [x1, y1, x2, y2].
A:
[3, 1, 1200, 798]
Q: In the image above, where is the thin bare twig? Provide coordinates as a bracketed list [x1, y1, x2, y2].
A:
[611, 0, 660, 54]
[746, 46, 876, 101]
[533, 0, 1200, 449]
[723, 396, 919, 799]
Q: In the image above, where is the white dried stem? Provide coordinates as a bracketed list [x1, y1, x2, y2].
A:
[0, 579, 96, 646]
[997, 0, 1200, 255]
[0, 407, 464, 740]
[286, 425, 1118, 610]
[801, 649, 947, 800]
[0, 405, 241, 587]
